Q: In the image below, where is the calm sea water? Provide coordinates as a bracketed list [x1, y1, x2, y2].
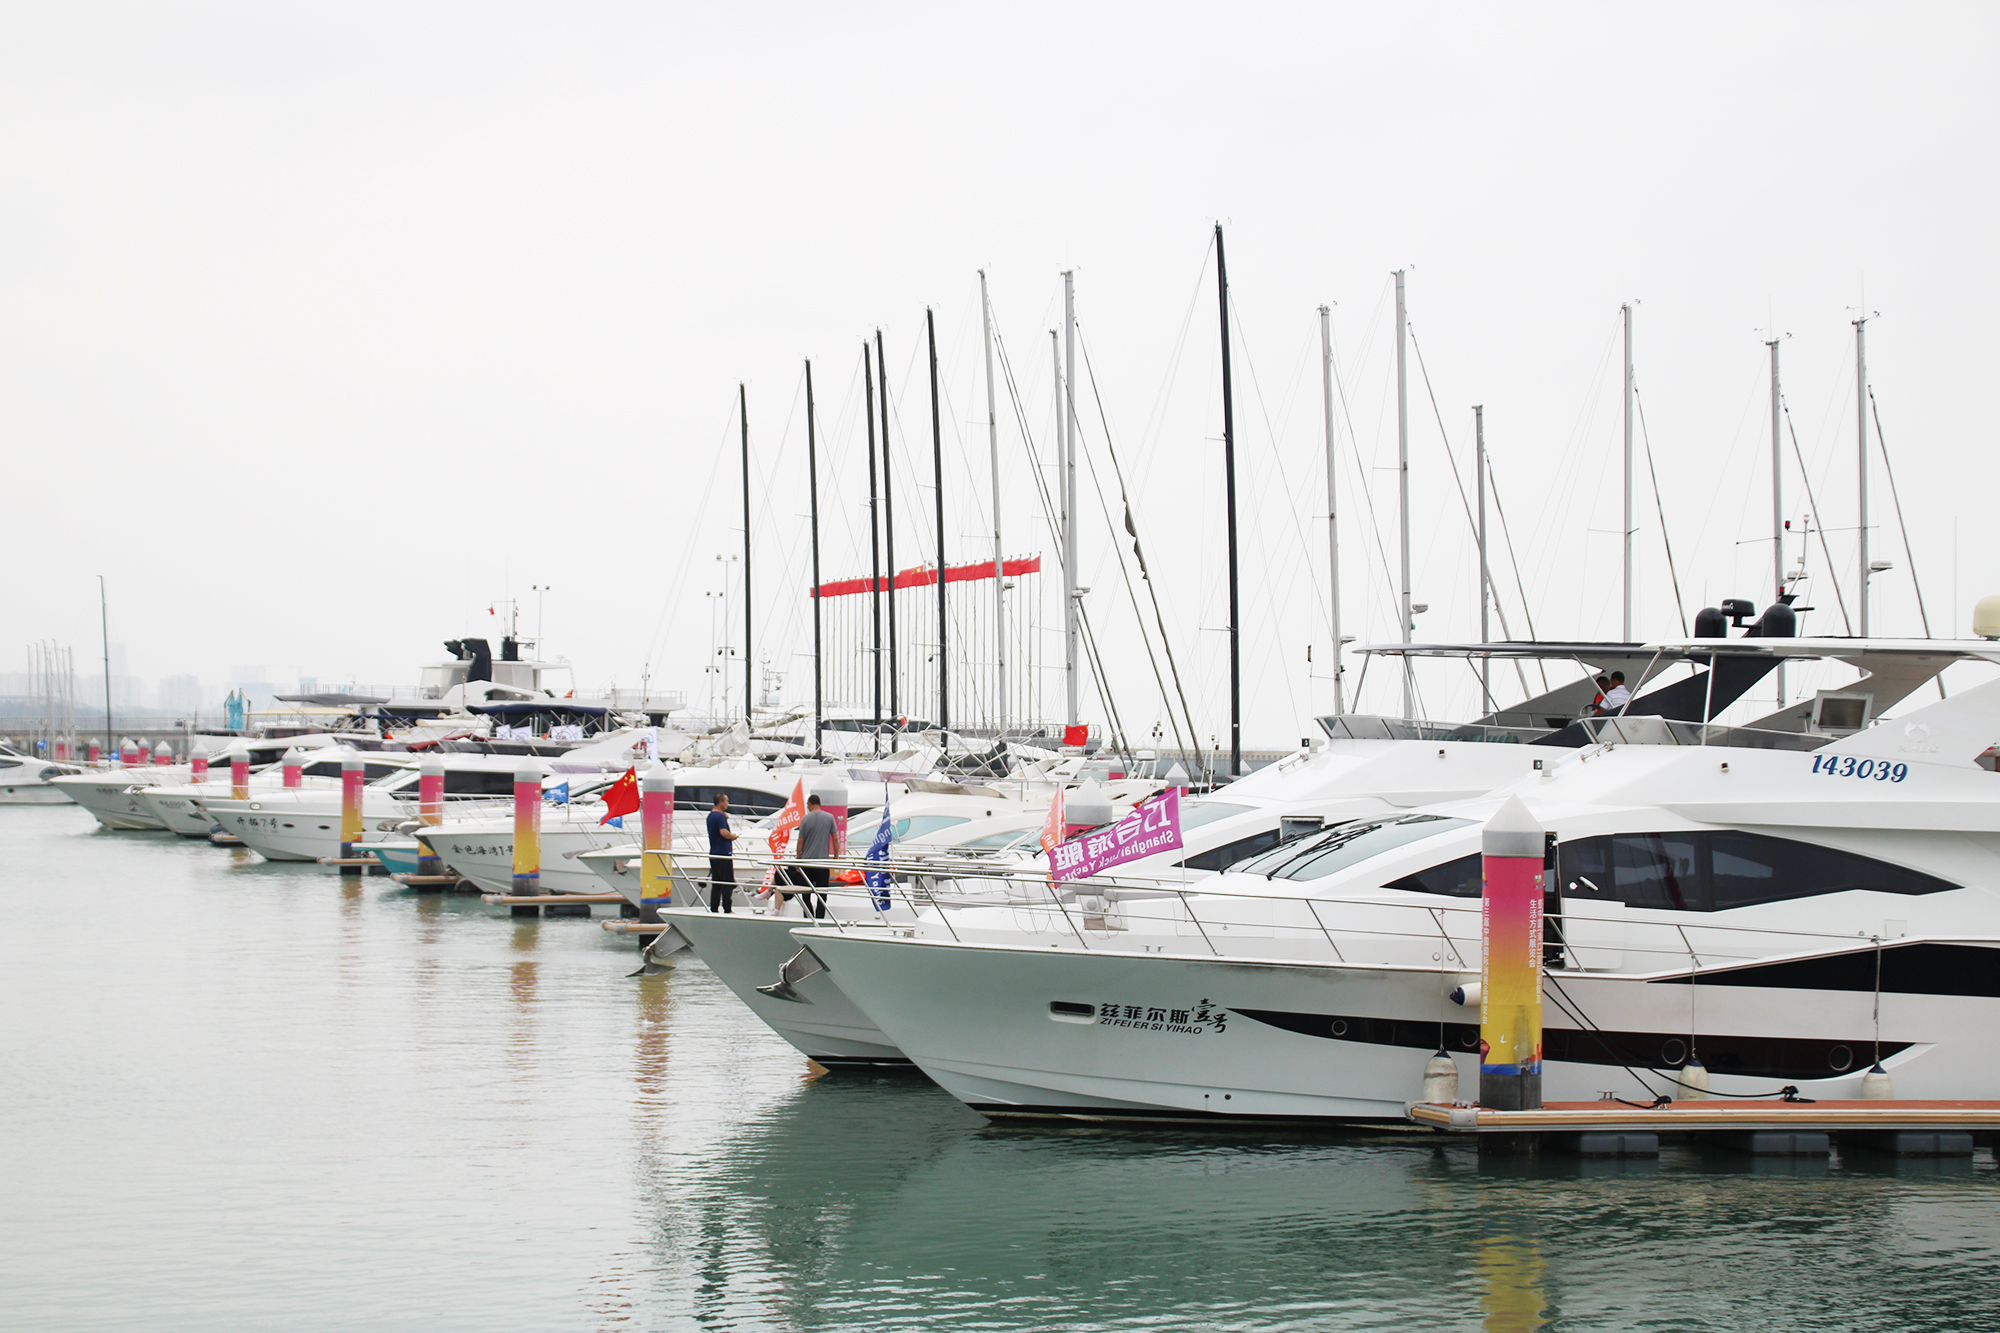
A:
[5, 803, 2000, 1331]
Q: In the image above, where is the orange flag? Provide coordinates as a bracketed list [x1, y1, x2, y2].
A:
[760, 780, 808, 891]
[1039, 786, 1065, 872]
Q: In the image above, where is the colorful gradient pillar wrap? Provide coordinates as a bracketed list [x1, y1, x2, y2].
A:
[119, 741, 136, 769]
[339, 756, 366, 876]
[87, 741, 100, 764]
[230, 753, 250, 801]
[155, 744, 173, 766]
[137, 742, 151, 766]
[191, 754, 208, 784]
[415, 758, 445, 877]
[511, 767, 541, 895]
[1479, 794, 1545, 1111]
[639, 772, 673, 910]
[282, 751, 302, 788]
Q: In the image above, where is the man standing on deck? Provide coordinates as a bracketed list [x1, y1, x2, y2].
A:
[706, 792, 737, 913]
[793, 794, 837, 921]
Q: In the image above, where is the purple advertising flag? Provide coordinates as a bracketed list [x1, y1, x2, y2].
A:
[1051, 789, 1183, 882]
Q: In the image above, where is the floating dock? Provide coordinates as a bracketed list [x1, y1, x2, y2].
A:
[1408, 1099, 1999, 1157]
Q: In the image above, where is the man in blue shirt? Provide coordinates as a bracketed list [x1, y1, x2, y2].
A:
[706, 792, 738, 913]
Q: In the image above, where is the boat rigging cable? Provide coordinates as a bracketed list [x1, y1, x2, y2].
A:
[1630, 386, 1691, 635]
[1781, 394, 1854, 634]
[1073, 323, 1199, 763]
[1869, 389, 1939, 646]
[1404, 323, 1544, 698]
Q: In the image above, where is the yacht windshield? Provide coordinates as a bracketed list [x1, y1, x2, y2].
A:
[1237, 814, 1473, 882]
[1177, 801, 1253, 831]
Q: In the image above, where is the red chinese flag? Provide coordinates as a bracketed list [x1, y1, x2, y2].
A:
[598, 767, 640, 825]
[1063, 723, 1089, 748]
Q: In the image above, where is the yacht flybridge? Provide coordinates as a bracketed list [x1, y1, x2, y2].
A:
[700, 634, 2000, 1116]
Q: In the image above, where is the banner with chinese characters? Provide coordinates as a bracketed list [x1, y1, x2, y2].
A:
[1050, 789, 1182, 882]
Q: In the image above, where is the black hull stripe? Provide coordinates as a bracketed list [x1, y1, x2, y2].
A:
[1230, 1008, 1908, 1083]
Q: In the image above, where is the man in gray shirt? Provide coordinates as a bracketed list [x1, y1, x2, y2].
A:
[791, 794, 838, 920]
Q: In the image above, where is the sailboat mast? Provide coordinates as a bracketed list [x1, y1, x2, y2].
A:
[863, 345, 882, 749]
[1394, 269, 1412, 718]
[1855, 316, 1871, 637]
[927, 308, 948, 740]
[1476, 405, 1490, 708]
[877, 330, 899, 730]
[1622, 302, 1635, 641]
[1769, 336, 1785, 704]
[1216, 224, 1242, 778]
[981, 271, 1006, 739]
[805, 359, 823, 760]
[1319, 305, 1343, 716]
[739, 383, 753, 725]
[1062, 270, 1081, 741]
[98, 575, 111, 758]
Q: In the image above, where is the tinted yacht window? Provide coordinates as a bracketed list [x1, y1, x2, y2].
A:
[1251, 815, 1473, 883]
[1560, 831, 1954, 911]
[1385, 852, 1485, 898]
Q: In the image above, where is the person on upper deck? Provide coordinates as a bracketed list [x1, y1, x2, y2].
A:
[1595, 672, 1631, 714]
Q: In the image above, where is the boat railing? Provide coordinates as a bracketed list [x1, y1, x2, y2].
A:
[730, 849, 1943, 974]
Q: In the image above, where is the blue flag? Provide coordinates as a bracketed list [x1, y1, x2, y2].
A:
[543, 780, 570, 805]
[864, 803, 894, 910]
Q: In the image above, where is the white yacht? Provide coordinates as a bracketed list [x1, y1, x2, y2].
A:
[797, 638, 2000, 1122]
[138, 741, 392, 838]
[656, 623, 1851, 1066]
[48, 735, 309, 829]
[0, 743, 82, 804]
[200, 753, 554, 862]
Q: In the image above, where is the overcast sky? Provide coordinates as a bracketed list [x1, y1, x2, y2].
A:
[6, 2, 1996, 743]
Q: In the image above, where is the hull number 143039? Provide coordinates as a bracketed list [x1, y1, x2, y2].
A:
[1810, 754, 1909, 782]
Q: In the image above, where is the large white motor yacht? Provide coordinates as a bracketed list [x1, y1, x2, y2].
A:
[798, 639, 2000, 1122]
[0, 743, 83, 804]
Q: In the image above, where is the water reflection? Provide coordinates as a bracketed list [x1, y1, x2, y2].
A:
[632, 1076, 2000, 1331]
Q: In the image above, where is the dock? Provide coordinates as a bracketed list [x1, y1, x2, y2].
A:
[1408, 1099, 1999, 1157]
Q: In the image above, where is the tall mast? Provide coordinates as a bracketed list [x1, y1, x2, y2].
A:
[739, 383, 753, 725]
[863, 345, 882, 749]
[1216, 225, 1242, 778]
[98, 575, 111, 757]
[1394, 269, 1412, 718]
[1769, 336, 1785, 704]
[1855, 315, 1871, 637]
[1319, 304, 1343, 716]
[877, 330, 899, 729]
[805, 359, 823, 760]
[1622, 302, 1635, 642]
[927, 308, 948, 740]
[1476, 405, 1490, 708]
[981, 271, 1006, 739]
[1062, 270, 1081, 740]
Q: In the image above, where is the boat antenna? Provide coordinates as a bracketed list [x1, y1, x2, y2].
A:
[927, 307, 948, 743]
[805, 359, 823, 760]
[739, 383, 753, 726]
[1215, 225, 1241, 778]
[863, 344, 883, 751]
[1768, 334, 1785, 706]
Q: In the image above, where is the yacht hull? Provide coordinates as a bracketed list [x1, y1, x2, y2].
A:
[802, 932, 2000, 1124]
[49, 776, 170, 828]
[0, 781, 78, 805]
[415, 823, 635, 896]
[665, 908, 912, 1066]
